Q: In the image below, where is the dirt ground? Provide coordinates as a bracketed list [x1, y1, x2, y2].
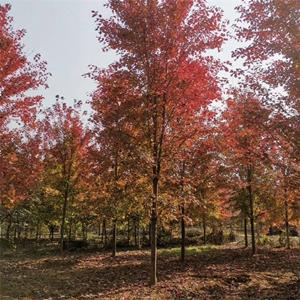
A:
[1, 245, 300, 299]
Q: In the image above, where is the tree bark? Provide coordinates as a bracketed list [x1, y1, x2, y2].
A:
[35, 222, 40, 241]
[82, 221, 87, 241]
[68, 223, 72, 241]
[284, 196, 290, 249]
[17, 224, 21, 240]
[150, 176, 158, 286]
[112, 219, 117, 257]
[127, 217, 130, 246]
[142, 227, 146, 246]
[137, 218, 141, 249]
[14, 225, 17, 241]
[6, 217, 11, 241]
[50, 226, 54, 241]
[134, 216, 141, 249]
[244, 217, 248, 248]
[102, 219, 107, 247]
[181, 205, 185, 262]
[98, 221, 101, 236]
[148, 222, 151, 245]
[203, 215, 207, 245]
[247, 166, 256, 255]
[14, 213, 19, 241]
[60, 185, 69, 252]
[134, 219, 137, 247]
[180, 161, 186, 263]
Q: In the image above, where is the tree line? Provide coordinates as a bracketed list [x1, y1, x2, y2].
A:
[0, 0, 299, 285]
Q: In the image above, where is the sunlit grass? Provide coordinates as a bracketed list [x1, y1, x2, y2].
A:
[159, 245, 216, 257]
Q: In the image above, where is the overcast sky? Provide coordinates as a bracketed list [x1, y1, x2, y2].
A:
[6, 0, 242, 108]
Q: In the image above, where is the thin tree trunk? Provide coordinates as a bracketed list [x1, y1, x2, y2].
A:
[74, 224, 77, 240]
[101, 219, 104, 243]
[68, 223, 72, 241]
[50, 227, 54, 241]
[180, 161, 186, 263]
[14, 225, 17, 241]
[112, 150, 119, 257]
[85, 224, 88, 240]
[142, 227, 146, 246]
[148, 222, 151, 245]
[17, 225, 21, 240]
[60, 190, 69, 252]
[127, 217, 130, 246]
[247, 167, 256, 255]
[150, 176, 158, 286]
[102, 219, 107, 247]
[137, 217, 141, 249]
[244, 217, 248, 248]
[134, 216, 141, 249]
[134, 219, 137, 247]
[249, 194, 256, 255]
[82, 221, 86, 240]
[14, 213, 19, 241]
[112, 219, 117, 257]
[284, 196, 290, 249]
[181, 205, 185, 262]
[98, 221, 101, 236]
[203, 215, 207, 245]
[6, 217, 11, 241]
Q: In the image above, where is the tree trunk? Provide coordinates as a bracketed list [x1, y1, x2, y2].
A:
[142, 227, 146, 246]
[86, 224, 88, 240]
[284, 197, 290, 249]
[17, 225, 21, 240]
[148, 222, 151, 245]
[98, 221, 101, 236]
[244, 217, 248, 248]
[134, 219, 137, 247]
[247, 167, 256, 255]
[14, 225, 17, 241]
[6, 217, 11, 241]
[82, 221, 87, 241]
[138, 219, 141, 249]
[35, 223, 40, 241]
[74, 224, 77, 240]
[135, 216, 141, 249]
[14, 213, 19, 241]
[60, 191, 69, 253]
[150, 176, 158, 286]
[68, 223, 72, 241]
[50, 227, 54, 241]
[180, 161, 186, 263]
[150, 211, 157, 285]
[203, 215, 207, 245]
[181, 205, 185, 262]
[127, 217, 130, 246]
[112, 219, 117, 257]
[103, 219, 107, 247]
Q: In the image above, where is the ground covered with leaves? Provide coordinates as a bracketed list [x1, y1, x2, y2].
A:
[1, 244, 300, 299]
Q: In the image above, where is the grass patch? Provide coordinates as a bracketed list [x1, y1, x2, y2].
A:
[159, 245, 216, 257]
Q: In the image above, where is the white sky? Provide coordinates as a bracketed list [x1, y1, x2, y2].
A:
[6, 0, 242, 108]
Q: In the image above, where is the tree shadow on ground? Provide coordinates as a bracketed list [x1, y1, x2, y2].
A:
[1, 247, 300, 299]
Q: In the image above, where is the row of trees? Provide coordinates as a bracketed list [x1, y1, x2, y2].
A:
[1, 0, 299, 285]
